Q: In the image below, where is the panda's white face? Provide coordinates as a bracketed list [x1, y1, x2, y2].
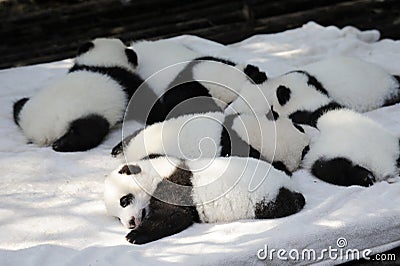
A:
[227, 72, 331, 117]
[104, 164, 150, 229]
[232, 113, 310, 172]
[262, 72, 331, 117]
[75, 38, 138, 70]
[104, 158, 180, 229]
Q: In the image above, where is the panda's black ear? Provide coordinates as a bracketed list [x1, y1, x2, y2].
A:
[13, 97, 29, 126]
[125, 48, 138, 67]
[244, 64, 267, 84]
[77, 41, 94, 56]
[276, 85, 291, 106]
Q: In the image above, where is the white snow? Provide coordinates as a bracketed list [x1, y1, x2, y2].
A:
[1, 22, 400, 265]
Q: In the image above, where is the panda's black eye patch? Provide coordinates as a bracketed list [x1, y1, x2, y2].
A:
[77, 41, 94, 56]
[119, 164, 141, 175]
[276, 85, 291, 106]
[120, 193, 134, 208]
[293, 123, 305, 133]
[125, 48, 138, 67]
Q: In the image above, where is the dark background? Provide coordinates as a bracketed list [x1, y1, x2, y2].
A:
[0, 0, 399, 264]
[0, 0, 399, 69]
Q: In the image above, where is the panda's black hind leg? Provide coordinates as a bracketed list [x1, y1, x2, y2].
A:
[254, 187, 305, 219]
[52, 114, 109, 152]
[311, 157, 375, 187]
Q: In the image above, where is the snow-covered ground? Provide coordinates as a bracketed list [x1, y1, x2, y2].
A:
[1, 22, 400, 265]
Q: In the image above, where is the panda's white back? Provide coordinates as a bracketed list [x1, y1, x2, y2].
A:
[303, 109, 399, 181]
[19, 71, 127, 145]
[124, 111, 225, 161]
[131, 40, 201, 96]
[193, 62, 249, 108]
[302, 56, 398, 112]
[189, 157, 293, 223]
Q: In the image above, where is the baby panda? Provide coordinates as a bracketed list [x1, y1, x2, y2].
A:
[104, 156, 306, 244]
[13, 38, 143, 152]
[128, 39, 267, 124]
[302, 109, 400, 187]
[111, 110, 309, 175]
[228, 56, 400, 127]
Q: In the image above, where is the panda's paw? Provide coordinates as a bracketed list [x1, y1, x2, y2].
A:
[111, 141, 123, 157]
[125, 230, 149, 245]
[362, 174, 375, 187]
[52, 137, 71, 152]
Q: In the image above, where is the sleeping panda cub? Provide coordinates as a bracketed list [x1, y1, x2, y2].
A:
[128, 40, 267, 123]
[111, 111, 309, 175]
[104, 156, 306, 244]
[302, 109, 400, 187]
[228, 56, 400, 126]
[13, 38, 143, 152]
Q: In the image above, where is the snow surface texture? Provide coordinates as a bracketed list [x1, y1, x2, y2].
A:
[1, 22, 400, 265]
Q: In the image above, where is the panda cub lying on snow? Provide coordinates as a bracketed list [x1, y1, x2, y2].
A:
[111, 111, 309, 175]
[303, 109, 400, 187]
[128, 39, 267, 124]
[104, 156, 305, 244]
[13, 38, 143, 152]
[228, 56, 400, 126]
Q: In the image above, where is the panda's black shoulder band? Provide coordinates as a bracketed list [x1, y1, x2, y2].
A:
[194, 56, 236, 66]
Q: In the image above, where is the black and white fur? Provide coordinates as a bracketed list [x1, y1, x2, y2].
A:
[129, 40, 267, 123]
[111, 111, 309, 175]
[302, 109, 400, 187]
[104, 156, 305, 244]
[13, 38, 143, 152]
[228, 56, 400, 126]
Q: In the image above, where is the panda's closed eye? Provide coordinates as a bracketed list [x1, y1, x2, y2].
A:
[120, 193, 134, 208]
[266, 106, 279, 121]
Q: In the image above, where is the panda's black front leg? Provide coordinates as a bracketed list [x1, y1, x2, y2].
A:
[52, 114, 109, 152]
[126, 200, 196, 244]
[111, 128, 144, 157]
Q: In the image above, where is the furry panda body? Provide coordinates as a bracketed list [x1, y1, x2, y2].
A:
[228, 56, 400, 126]
[301, 57, 400, 112]
[112, 111, 309, 175]
[18, 72, 127, 146]
[129, 40, 267, 123]
[104, 156, 305, 244]
[303, 109, 400, 186]
[14, 38, 142, 151]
